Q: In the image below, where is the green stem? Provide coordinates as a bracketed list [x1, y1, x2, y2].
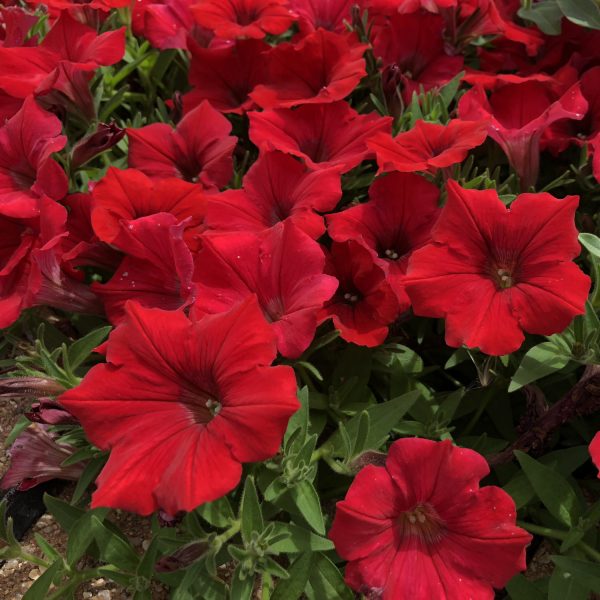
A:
[19, 552, 50, 569]
[213, 520, 241, 550]
[518, 522, 600, 563]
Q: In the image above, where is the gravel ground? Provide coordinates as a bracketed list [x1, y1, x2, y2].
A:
[0, 397, 168, 600]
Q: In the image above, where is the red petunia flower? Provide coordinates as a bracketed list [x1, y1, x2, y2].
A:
[289, 0, 355, 35]
[58, 298, 299, 514]
[91, 168, 207, 251]
[93, 214, 196, 324]
[191, 0, 295, 39]
[405, 181, 591, 356]
[458, 80, 588, 190]
[0, 97, 67, 215]
[40, 12, 126, 70]
[372, 12, 464, 104]
[61, 193, 122, 274]
[321, 240, 399, 347]
[1, 195, 100, 328]
[591, 432, 600, 478]
[329, 438, 531, 599]
[327, 172, 439, 308]
[250, 29, 367, 109]
[193, 221, 338, 358]
[249, 101, 392, 173]
[127, 101, 237, 189]
[368, 119, 488, 175]
[0, 46, 57, 100]
[133, 0, 208, 50]
[184, 38, 270, 114]
[26, 0, 130, 11]
[206, 151, 342, 238]
[34, 62, 96, 123]
[0, 6, 38, 47]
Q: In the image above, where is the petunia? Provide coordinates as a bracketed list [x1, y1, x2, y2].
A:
[320, 240, 399, 347]
[133, 0, 206, 50]
[27, 0, 130, 11]
[40, 12, 126, 70]
[250, 29, 367, 109]
[0, 46, 57, 100]
[127, 101, 237, 188]
[91, 168, 207, 251]
[206, 151, 342, 238]
[371, 12, 464, 105]
[329, 437, 531, 600]
[0, 97, 67, 216]
[591, 432, 600, 477]
[405, 180, 591, 356]
[458, 80, 588, 190]
[93, 214, 197, 324]
[289, 0, 355, 35]
[249, 101, 392, 173]
[0, 196, 100, 329]
[0, 6, 38, 48]
[193, 221, 338, 358]
[191, 0, 295, 39]
[368, 119, 488, 175]
[327, 172, 440, 308]
[184, 38, 270, 114]
[58, 298, 299, 515]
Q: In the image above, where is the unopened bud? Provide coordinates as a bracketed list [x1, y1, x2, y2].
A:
[71, 122, 125, 169]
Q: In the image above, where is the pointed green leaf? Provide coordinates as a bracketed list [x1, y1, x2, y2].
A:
[240, 477, 263, 545]
[551, 556, 600, 593]
[509, 342, 570, 392]
[272, 553, 312, 600]
[22, 560, 62, 600]
[67, 326, 111, 371]
[515, 451, 581, 527]
[289, 481, 325, 535]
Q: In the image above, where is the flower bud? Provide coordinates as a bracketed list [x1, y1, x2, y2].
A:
[71, 122, 125, 169]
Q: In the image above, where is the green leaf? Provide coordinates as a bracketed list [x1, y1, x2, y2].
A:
[551, 556, 600, 593]
[268, 523, 335, 553]
[506, 573, 547, 600]
[504, 446, 589, 510]
[284, 387, 309, 447]
[272, 553, 312, 600]
[90, 515, 140, 571]
[579, 232, 600, 258]
[240, 477, 263, 545]
[307, 553, 353, 600]
[34, 534, 62, 562]
[518, 0, 563, 35]
[71, 454, 107, 504]
[515, 451, 582, 527]
[439, 71, 465, 109]
[66, 512, 97, 566]
[326, 391, 419, 457]
[22, 560, 62, 600]
[557, 0, 600, 29]
[289, 480, 325, 536]
[67, 326, 111, 371]
[229, 565, 254, 600]
[549, 567, 591, 600]
[44, 494, 86, 533]
[509, 342, 570, 392]
[351, 410, 370, 457]
[195, 497, 235, 528]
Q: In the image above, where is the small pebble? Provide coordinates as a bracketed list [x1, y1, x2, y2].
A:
[28, 568, 40, 580]
[92, 578, 106, 587]
[142, 540, 150, 551]
[97, 590, 112, 600]
[83, 593, 93, 599]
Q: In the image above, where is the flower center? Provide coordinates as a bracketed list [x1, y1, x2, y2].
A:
[343, 292, 360, 304]
[383, 248, 400, 261]
[397, 503, 445, 546]
[495, 268, 513, 289]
